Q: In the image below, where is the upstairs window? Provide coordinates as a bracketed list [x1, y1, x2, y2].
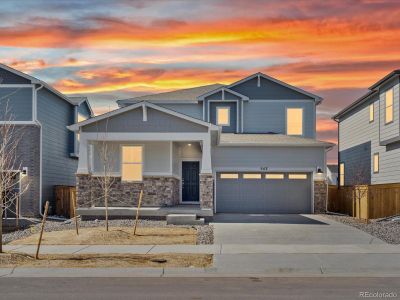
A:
[216, 107, 230, 126]
[339, 163, 345, 186]
[385, 88, 393, 124]
[369, 103, 374, 122]
[286, 108, 303, 135]
[373, 153, 379, 173]
[121, 146, 143, 182]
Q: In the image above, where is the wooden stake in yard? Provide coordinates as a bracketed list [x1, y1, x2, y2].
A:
[72, 193, 79, 236]
[35, 201, 49, 259]
[133, 190, 143, 235]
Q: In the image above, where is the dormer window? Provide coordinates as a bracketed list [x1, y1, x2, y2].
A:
[385, 88, 394, 124]
[286, 108, 303, 135]
[216, 107, 230, 126]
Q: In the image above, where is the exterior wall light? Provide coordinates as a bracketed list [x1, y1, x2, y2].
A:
[21, 167, 28, 176]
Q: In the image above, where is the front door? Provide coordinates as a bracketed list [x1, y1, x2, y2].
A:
[182, 161, 200, 202]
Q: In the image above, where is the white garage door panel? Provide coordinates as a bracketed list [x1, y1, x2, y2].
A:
[216, 172, 312, 213]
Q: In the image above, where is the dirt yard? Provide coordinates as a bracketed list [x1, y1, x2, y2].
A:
[0, 253, 212, 268]
[9, 227, 197, 245]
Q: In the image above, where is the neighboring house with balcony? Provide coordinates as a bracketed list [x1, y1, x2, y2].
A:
[0, 64, 93, 216]
[68, 73, 333, 217]
[333, 70, 400, 187]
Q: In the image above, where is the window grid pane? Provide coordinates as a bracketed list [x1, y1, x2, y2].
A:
[385, 89, 393, 124]
[288, 174, 307, 179]
[121, 164, 142, 181]
[369, 104, 374, 122]
[220, 173, 239, 179]
[373, 154, 379, 173]
[265, 173, 284, 179]
[243, 173, 262, 179]
[217, 108, 230, 126]
[122, 146, 142, 163]
[339, 163, 345, 186]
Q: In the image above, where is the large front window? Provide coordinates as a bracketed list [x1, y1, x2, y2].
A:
[216, 107, 230, 126]
[385, 88, 393, 124]
[286, 108, 303, 135]
[121, 146, 143, 182]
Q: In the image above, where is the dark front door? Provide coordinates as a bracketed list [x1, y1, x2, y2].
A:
[182, 161, 200, 202]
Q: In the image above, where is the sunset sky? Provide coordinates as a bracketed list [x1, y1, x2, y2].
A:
[1, 0, 400, 163]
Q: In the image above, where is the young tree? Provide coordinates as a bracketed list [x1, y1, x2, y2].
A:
[0, 101, 30, 252]
[349, 165, 369, 219]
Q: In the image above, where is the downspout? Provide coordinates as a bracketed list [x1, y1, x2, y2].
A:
[33, 84, 44, 216]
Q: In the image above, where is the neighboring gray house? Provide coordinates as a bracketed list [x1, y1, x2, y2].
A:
[0, 64, 93, 216]
[69, 73, 333, 217]
[333, 70, 400, 186]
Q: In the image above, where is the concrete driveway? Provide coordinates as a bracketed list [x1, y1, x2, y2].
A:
[211, 214, 384, 245]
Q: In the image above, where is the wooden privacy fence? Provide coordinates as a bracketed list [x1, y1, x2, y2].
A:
[328, 184, 400, 220]
[54, 186, 77, 218]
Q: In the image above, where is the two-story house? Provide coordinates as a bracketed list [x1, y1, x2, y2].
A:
[68, 73, 333, 217]
[333, 70, 400, 187]
[0, 64, 93, 216]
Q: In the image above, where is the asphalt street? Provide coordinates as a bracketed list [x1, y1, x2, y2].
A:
[1, 277, 399, 300]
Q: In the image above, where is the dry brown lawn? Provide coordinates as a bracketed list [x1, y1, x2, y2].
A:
[9, 227, 197, 245]
[0, 252, 212, 268]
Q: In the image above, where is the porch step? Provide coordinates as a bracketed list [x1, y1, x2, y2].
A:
[166, 214, 205, 225]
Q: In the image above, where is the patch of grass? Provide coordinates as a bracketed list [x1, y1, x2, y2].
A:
[9, 227, 197, 245]
[0, 252, 212, 268]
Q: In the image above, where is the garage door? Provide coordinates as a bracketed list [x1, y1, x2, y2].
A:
[216, 172, 311, 213]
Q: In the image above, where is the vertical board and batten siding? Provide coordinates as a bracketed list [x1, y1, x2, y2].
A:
[37, 88, 77, 209]
[339, 84, 400, 184]
[78, 101, 92, 118]
[379, 78, 400, 143]
[209, 102, 237, 133]
[229, 77, 314, 100]
[158, 103, 203, 120]
[0, 87, 33, 121]
[211, 146, 325, 171]
[243, 100, 315, 137]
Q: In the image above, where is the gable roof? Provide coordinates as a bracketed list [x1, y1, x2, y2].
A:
[333, 69, 400, 121]
[0, 63, 80, 107]
[117, 84, 224, 106]
[197, 86, 249, 100]
[68, 96, 94, 117]
[218, 133, 334, 148]
[68, 101, 219, 132]
[197, 72, 322, 103]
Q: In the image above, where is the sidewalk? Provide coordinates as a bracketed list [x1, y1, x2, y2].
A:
[2, 243, 400, 278]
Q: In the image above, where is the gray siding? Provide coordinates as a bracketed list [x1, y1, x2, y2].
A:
[0, 69, 31, 84]
[37, 89, 77, 211]
[15, 125, 40, 216]
[0, 87, 33, 121]
[212, 146, 325, 171]
[82, 107, 208, 133]
[339, 91, 400, 184]
[210, 102, 237, 133]
[205, 90, 241, 101]
[157, 103, 203, 120]
[230, 77, 314, 100]
[379, 78, 400, 143]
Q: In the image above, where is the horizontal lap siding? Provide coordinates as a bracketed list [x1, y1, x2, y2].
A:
[37, 89, 77, 209]
[0, 87, 32, 121]
[157, 103, 203, 120]
[339, 88, 400, 184]
[212, 146, 324, 171]
[243, 101, 315, 137]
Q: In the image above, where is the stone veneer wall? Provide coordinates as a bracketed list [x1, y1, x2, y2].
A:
[200, 174, 213, 209]
[77, 174, 179, 207]
[313, 180, 327, 213]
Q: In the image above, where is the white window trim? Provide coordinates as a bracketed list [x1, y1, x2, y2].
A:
[120, 144, 144, 182]
[216, 106, 231, 126]
[385, 88, 394, 125]
[369, 103, 374, 123]
[373, 153, 379, 174]
[286, 107, 304, 136]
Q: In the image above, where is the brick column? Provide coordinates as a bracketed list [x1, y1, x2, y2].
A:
[200, 174, 213, 209]
[76, 174, 93, 208]
[313, 180, 327, 213]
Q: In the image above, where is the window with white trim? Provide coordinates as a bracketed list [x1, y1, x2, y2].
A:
[121, 146, 143, 182]
[216, 107, 230, 126]
[369, 103, 374, 122]
[286, 108, 303, 135]
[220, 173, 239, 179]
[339, 163, 345, 186]
[288, 174, 307, 179]
[373, 153, 379, 173]
[265, 173, 284, 179]
[243, 173, 262, 179]
[385, 88, 393, 124]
